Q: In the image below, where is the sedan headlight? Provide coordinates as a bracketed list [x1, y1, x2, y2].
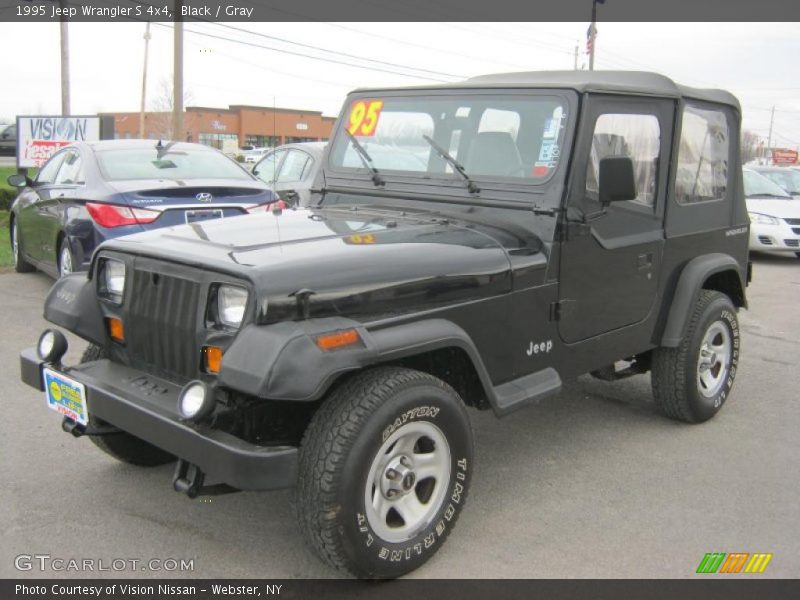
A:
[748, 212, 780, 225]
[217, 285, 248, 329]
[98, 258, 126, 303]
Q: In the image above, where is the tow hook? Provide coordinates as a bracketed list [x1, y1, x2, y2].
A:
[172, 459, 239, 499]
[61, 417, 120, 438]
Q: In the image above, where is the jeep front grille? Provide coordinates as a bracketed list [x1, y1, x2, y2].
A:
[126, 269, 201, 381]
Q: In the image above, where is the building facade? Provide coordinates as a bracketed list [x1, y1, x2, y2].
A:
[103, 104, 337, 150]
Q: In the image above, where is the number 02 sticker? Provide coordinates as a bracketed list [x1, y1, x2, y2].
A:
[348, 99, 384, 137]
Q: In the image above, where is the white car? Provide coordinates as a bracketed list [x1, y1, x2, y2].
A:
[243, 148, 268, 164]
[744, 168, 800, 257]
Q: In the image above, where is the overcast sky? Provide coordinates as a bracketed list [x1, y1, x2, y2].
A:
[0, 21, 798, 147]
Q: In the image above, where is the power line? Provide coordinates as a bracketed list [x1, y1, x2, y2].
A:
[148, 21, 454, 82]
[206, 22, 466, 80]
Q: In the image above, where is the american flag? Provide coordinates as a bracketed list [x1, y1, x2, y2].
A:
[586, 23, 597, 55]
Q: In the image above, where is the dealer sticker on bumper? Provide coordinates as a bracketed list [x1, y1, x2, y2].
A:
[43, 368, 88, 426]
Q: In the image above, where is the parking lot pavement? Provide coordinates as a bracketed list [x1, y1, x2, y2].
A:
[0, 156, 16, 167]
[1, 254, 798, 579]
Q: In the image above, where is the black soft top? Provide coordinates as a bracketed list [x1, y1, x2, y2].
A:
[355, 70, 740, 110]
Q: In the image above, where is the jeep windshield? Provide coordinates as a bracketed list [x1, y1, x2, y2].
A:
[327, 93, 570, 187]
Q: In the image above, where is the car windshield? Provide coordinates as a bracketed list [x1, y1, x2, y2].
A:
[743, 169, 792, 198]
[758, 169, 800, 194]
[328, 93, 569, 183]
[96, 147, 252, 181]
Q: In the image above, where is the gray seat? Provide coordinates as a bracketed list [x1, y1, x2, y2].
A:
[464, 132, 523, 177]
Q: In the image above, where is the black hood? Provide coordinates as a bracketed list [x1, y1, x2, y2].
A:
[100, 206, 543, 322]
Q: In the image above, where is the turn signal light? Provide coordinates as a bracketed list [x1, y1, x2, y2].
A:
[203, 345, 223, 374]
[316, 329, 361, 351]
[106, 317, 125, 343]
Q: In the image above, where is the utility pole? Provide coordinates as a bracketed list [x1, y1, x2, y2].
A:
[59, 0, 71, 115]
[574, 44, 579, 70]
[139, 22, 151, 139]
[766, 105, 775, 163]
[173, 0, 184, 141]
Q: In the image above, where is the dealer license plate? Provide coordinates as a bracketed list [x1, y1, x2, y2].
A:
[186, 209, 223, 224]
[43, 368, 89, 426]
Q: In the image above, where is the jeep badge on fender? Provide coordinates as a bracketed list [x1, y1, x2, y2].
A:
[20, 71, 749, 579]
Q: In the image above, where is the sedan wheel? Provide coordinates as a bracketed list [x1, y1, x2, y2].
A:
[11, 220, 35, 273]
[58, 240, 73, 277]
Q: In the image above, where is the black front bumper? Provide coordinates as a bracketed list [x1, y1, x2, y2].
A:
[20, 348, 298, 491]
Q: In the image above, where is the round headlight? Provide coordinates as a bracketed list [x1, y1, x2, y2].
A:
[217, 285, 248, 328]
[177, 380, 215, 421]
[103, 259, 126, 295]
[37, 329, 68, 363]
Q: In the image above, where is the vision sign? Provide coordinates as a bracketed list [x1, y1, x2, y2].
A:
[16, 116, 100, 168]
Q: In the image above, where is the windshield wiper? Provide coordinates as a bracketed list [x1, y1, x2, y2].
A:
[344, 129, 384, 187]
[422, 135, 480, 195]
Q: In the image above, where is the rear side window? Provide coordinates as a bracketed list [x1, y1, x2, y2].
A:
[55, 151, 85, 185]
[277, 150, 312, 183]
[675, 105, 730, 204]
[586, 113, 661, 207]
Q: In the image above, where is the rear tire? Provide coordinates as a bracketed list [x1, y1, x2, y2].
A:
[295, 366, 473, 579]
[82, 345, 175, 467]
[11, 218, 35, 273]
[651, 290, 740, 423]
[58, 237, 74, 278]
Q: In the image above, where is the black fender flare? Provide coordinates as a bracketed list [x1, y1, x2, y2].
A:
[660, 253, 745, 347]
[219, 317, 497, 407]
[43, 273, 107, 346]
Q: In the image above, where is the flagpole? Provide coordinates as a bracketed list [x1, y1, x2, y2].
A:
[589, 0, 597, 71]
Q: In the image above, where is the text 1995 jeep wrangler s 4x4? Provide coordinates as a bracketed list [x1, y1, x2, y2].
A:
[20, 72, 749, 578]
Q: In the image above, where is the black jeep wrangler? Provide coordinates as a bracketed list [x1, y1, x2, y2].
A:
[20, 72, 749, 578]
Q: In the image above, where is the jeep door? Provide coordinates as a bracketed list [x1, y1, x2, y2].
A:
[557, 96, 674, 343]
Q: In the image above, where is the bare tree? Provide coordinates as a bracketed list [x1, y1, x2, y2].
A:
[147, 76, 194, 141]
[741, 129, 762, 164]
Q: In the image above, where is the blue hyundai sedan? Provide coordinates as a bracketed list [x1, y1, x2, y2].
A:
[8, 139, 280, 278]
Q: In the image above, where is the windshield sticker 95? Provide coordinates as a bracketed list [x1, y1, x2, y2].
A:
[348, 100, 384, 137]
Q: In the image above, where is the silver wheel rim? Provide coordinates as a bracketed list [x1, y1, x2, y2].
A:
[11, 221, 19, 266]
[364, 420, 451, 544]
[59, 245, 72, 276]
[697, 321, 732, 398]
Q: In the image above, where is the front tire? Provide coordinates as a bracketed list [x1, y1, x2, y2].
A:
[296, 367, 473, 579]
[651, 290, 740, 423]
[82, 345, 175, 467]
[11, 218, 35, 273]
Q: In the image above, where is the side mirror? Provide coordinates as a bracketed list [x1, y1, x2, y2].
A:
[7, 173, 30, 188]
[598, 156, 637, 206]
[282, 190, 300, 205]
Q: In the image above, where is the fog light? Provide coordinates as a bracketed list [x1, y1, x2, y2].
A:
[177, 380, 215, 421]
[37, 329, 68, 363]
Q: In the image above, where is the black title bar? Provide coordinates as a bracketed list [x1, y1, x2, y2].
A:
[2, 0, 800, 22]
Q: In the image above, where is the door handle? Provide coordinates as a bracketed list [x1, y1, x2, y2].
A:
[637, 253, 653, 268]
